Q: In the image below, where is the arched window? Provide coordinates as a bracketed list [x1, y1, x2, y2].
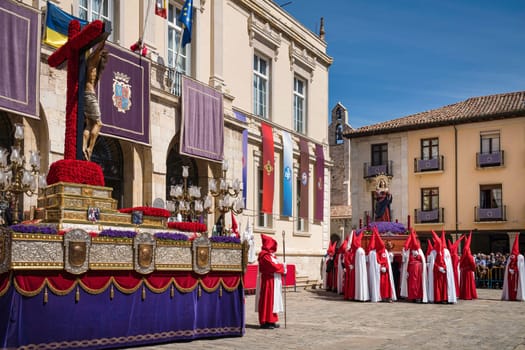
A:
[91, 136, 123, 207]
[336, 123, 343, 144]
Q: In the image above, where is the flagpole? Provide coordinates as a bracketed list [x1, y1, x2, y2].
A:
[140, 0, 153, 53]
[282, 230, 287, 329]
[170, 23, 185, 93]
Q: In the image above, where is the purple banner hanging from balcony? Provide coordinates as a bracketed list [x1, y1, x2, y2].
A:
[98, 42, 150, 145]
[314, 143, 324, 222]
[0, 1, 40, 119]
[180, 76, 224, 162]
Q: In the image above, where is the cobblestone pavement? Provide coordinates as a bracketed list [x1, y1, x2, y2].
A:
[134, 288, 525, 350]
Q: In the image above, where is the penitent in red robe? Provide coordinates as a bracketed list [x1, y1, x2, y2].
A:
[407, 252, 424, 301]
[257, 235, 285, 325]
[459, 251, 477, 300]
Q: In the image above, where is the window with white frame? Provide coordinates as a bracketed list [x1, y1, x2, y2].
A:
[167, 3, 190, 74]
[79, 0, 113, 27]
[480, 131, 500, 154]
[253, 54, 269, 118]
[293, 76, 306, 133]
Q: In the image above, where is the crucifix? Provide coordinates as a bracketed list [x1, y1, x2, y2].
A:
[48, 19, 110, 160]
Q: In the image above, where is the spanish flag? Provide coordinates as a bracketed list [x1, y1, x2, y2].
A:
[44, 1, 88, 48]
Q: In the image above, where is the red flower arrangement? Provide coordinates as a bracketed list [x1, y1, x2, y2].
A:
[167, 221, 207, 233]
[47, 159, 105, 186]
[118, 207, 171, 218]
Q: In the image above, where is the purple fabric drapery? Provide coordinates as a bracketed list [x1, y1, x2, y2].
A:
[180, 76, 224, 162]
[0, 281, 245, 349]
[299, 138, 309, 219]
[98, 42, 150, 145]
[314, 143, 324, 222]
[0, 1, 40, 119]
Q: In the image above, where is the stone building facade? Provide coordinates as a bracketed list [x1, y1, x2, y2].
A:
[0, 0, 333, 281]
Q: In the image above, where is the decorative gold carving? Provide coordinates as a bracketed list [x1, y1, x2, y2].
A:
[64, 229, 91, 274]
[0, 227, 11, 273]
[138, 244, 153, 268]
[197, 246, 209, 268]
[192, 235, 211, 275]
[134, 232, 155, 275]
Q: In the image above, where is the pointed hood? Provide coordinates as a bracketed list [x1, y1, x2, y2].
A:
[351, 231, 363, 251]
[462, 231, 473, 256]
[410, 230, 421, 251]
[367, 228, 378, 253]
[404, 229, 414, 251]
[432, 230, 442, 253]
[440, 229, 447, 252]
[375, 229, 386, 253]
[327, 240, 337, 256]
[339, 235, 349, 253]
[511, 233, 520, 257]
[449, 235, 464, 256]
[426, 239, 434, 256]
[261, 234, 277, 253]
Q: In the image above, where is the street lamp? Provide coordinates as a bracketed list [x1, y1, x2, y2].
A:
[0, 123, 46, 224]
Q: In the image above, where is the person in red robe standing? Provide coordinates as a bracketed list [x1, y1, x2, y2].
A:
[459, 231, 477, 300]
[502, 233, 525, 301]
[373, 229, 396, 302]
[447, 235, 464, 297]
[407, 230, 427, 303]
[343, 232, 368, 301]
[256, 234, 286, 329]
[431, 231, 448, 303]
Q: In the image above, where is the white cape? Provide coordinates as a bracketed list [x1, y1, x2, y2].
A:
[354, 247, 369, 301]
[502, 254, 525, 301]
[427, 250, 436, 303]
[399, 248, 409, 298]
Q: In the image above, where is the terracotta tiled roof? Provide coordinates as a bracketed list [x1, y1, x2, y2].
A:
[345, 91, 525, 138]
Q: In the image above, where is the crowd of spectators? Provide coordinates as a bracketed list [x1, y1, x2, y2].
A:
[474, 252, 509, 288]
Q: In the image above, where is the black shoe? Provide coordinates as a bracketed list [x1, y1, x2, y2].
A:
[260, 323, 272, 329]
[270, 323, 280, 328]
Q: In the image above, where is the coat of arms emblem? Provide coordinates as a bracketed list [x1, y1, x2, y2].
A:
[112, 71, 132, 113]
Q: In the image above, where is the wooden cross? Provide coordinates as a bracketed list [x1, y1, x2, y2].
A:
[48, 19, 107, 160]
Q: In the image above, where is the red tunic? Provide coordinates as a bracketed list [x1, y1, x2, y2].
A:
[459, 252, 477, 300]
[407, 253, 423, 301]
[433, 251, 448, 303]
[377, 250, 393, 300]
[257, 250, 285, 325]
[343, 249, 356, 300]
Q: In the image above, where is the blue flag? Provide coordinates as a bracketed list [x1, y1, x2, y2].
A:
[282, 131, 293, 217]
[179, 0, 193, 46]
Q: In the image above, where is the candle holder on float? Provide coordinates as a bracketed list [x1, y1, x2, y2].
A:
[207, 160, 244, 215]
[0, 123, 46, 224]
[166, 165, 211, 222]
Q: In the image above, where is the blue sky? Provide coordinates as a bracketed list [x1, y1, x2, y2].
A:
[282, 0, 525, 128]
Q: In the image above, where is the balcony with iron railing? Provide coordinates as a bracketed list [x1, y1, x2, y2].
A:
[476, 151, 504, 168]
[474, 205, 507, 222]
[414, 155, 444, 173]
[149, 58, 183, 97]
[363, 160, 393, 178]
[414, 208, 444, 224]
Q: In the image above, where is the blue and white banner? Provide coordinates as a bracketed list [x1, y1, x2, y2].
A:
[282, 131, 293, 217]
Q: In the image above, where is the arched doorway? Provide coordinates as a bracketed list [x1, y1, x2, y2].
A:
[0, 112, 13, 150]
[91, 136, 124, 208]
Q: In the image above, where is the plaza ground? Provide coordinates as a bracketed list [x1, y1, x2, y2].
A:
[136, 288, 525, 350]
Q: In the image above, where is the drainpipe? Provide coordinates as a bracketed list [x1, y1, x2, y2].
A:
[454, 125, 459, 239]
